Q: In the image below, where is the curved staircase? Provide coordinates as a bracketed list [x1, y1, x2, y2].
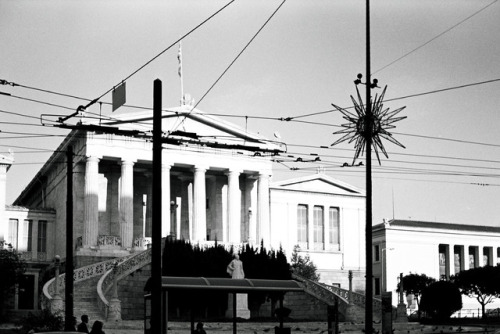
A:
[44, 250, 382, 323]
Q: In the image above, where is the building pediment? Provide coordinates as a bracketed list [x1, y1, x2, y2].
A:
[270, 174, 365, 197]
[100, 106, 285, 153]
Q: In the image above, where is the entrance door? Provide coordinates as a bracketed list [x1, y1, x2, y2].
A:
[18, 274, 35, 310]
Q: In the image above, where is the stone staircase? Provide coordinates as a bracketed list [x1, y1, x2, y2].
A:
[73, 276, 106, 323]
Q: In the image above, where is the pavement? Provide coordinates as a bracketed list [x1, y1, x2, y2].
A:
[2, 320, 500, 334]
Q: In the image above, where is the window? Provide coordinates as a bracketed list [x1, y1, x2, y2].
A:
[439, 244, 447, 278]
[8, 219, 18, 249]
[20, 220, 33, 252]
[374, 244, 380, 262]
[297, 205, 308, 245]
[313, 206, 324, 250]
[37, 221, 47, 253]
[329, 207, 340, 250]
[483, 247, 492, 266]
[374, 277, 381, 296]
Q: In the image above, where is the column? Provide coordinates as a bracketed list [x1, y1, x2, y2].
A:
[448, 244, 455, 277]
[221, 185, 228, 242]
[323, 206, 329, 250]
[193, 166, 207, 242]
[161, 164, 171, 237]
[0, 163, 10, 243]
[145, 173, 153, 237]
[246, 177, 258, 245]
[119, 159, 134, 249]
[478, 246, 484, 267]
[463, 245, 469, 271]
[83, 156, 100, 247]
[257, 173, 270, 246]
[227, 169, 241, 243]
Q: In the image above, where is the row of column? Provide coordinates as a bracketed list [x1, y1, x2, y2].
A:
[443, 244, 500, 277]
[82, 156, 271, 249]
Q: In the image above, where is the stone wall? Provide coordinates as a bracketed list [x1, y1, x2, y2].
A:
[256, 291, 329, 321]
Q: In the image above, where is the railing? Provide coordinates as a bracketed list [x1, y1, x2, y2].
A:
[133, 237, 152, 249]
[98, 235, 122, 247]
[322, 283, 382, 312]
[97, 248, 152, 318]
[292, 273, 382, 316]
[42, 254, 133, 309]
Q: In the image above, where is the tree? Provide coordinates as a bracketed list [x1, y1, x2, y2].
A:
[451, 265, 500, 318]
[420, 280, 462, 320]
[0, 243, 27, 318]
[290, 245, 319, 281]
[397, 273, 436, 318]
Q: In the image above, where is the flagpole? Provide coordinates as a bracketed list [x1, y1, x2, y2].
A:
[178, 42, 184, 105]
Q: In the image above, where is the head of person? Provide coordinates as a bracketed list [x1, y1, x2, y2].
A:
[92, 320, 103, 332]
[196, 322, 204, 330]
[82, 315, 89, 323]
[234, 254, 239, 260]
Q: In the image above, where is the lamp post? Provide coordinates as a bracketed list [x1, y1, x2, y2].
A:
[331, 1, 406, 329]
[51, 255, 63, 313]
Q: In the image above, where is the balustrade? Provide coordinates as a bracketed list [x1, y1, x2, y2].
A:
[97, 235, 122, 247]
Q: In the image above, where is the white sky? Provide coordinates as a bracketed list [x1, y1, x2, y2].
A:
[1, 0, 500, 227]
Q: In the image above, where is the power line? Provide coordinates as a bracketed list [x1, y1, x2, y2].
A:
[170, 0, 288, 134]
[373, 0, 499, 74]
[59, 0, 236, 123]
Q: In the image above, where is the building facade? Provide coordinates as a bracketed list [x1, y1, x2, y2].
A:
[372, 219, 500, 311]
[1, 106, 366, 317]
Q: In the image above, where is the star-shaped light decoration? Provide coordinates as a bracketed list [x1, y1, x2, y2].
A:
[331, 84, 406, 164]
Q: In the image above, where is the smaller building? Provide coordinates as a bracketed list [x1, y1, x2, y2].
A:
[372, 219, 500, 311]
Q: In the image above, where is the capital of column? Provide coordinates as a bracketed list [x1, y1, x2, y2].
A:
[86, 155, 101, 164]
[120, 159, 136, 166]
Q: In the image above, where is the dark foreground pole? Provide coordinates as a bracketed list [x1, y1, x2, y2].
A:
[364, 1, 374, 333]
[65, 146, 74, 331]
[151, 79, 163, 334]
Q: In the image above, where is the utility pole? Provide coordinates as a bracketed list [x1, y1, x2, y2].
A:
[151, 79, 163, 334]
[364, 0, 373, 333]
[65, 146, 74, 331]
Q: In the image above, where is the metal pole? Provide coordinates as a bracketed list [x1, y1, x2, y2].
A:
[151, 79, 163, 334]
[65, 146, 74, 331]
[364, 0, 373, 333]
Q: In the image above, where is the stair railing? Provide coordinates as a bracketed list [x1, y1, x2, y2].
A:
[97, 248, 152, 318]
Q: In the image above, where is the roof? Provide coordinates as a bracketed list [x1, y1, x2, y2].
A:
[145, 276, 303, 293]
[373, 219, 500, 234]
[270, 173, 365, 197]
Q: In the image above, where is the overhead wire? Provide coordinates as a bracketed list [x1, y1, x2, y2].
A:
[59, 0, 237, 123]
[373, 0, 499, 75]
[169, 0, 288, 134]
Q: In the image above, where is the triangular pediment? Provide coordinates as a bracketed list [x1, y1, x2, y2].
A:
[271, 174, 365, 197]
[99, 106, 284, 153]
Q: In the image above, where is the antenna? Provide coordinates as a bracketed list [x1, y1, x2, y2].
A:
[392, 187, 395, 220]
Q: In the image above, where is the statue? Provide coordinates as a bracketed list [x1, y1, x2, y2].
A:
[225, 254, 250, 319]
[227, 254, 245, 279]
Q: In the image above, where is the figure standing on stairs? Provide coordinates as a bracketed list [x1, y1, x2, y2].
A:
[227, 254, 245, 279]
[77, 315, 90, 333]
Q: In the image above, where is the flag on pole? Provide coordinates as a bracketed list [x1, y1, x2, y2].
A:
[177, 42, 182, 78]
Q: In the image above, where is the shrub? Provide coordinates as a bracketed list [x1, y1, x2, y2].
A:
[420, 280, 462, 320]
[16, 309, 64, 333]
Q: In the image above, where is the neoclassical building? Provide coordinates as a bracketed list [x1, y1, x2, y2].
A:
[372, 219, 500, 311]
[1, 106, 366, 317]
